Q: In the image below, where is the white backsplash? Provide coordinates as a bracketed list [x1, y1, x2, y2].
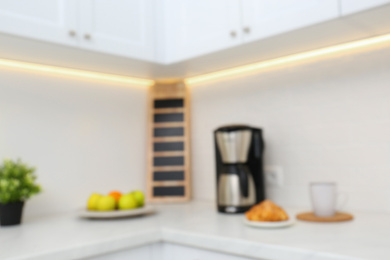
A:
[0, 70, 147, 218]
[190, 45, 390, 213]
[2, 44, 390, 217]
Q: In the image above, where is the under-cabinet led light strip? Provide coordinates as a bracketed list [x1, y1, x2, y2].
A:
[1, 33, 390, 87]
[185, 33, 390, 85]
[0, 58, 154, 87]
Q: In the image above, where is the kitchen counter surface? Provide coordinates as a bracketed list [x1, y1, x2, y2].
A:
[0, 201, 388, 260]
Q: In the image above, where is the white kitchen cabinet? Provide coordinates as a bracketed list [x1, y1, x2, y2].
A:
[164, 0, 340, 63]
[0, 0, 78, 46]
[0, 0, 155, 62]
[241, 0, 340, 43]
[163, 0, 241, 64]
[82, 246, 151, 260]
[81, 243, 257, 260]
[1, 0, 390, 77]
[82, 244, 158, 260]
[340, 0, 390, 16]
[79, 0, 155, 61]
[162, 243, 256, 260]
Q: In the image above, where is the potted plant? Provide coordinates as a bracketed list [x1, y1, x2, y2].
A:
[0, 159, 41, 226]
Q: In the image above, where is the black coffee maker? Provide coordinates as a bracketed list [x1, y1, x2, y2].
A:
[214, 125, 265, 213]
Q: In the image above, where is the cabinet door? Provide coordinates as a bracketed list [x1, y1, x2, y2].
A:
[341, 0, 390, 16]
[241, 0, 339, 43]
[163, 0, 241, 63]
[162, 243, 256, 260]
[0, 0, 78, 46]
[82, 245, 153, 260]
[79, 0, 155, 61]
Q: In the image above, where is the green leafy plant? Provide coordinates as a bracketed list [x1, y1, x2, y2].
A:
[0, 159, 41, 204]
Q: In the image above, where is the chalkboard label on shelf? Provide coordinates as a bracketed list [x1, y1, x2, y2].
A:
[154, 156, 184, 166]
[154, 127, 184, 137]
[154, 142, 184, 152]
[153, 186, 185, 196]
[154, 99, 184, 108]
[154, 113, 184, 123]
[153, 171, 184, 181]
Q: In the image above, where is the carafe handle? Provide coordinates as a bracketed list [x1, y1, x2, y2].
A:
[238, 165, 249, 198]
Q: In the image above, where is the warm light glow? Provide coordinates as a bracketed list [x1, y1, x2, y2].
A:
[2, 33, 390, 87]
[0, 58, 154, 87]
[185, 33, 390, 85]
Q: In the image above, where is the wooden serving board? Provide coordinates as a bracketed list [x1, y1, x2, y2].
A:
[296, 212, 353, 222]
[146, 80, 191, 202]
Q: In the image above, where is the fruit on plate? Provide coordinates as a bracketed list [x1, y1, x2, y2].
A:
[96, 195, 116, 211]
[245, 199, 289, 222]
[86, 190, 145, 211]
[131, 190, 145, 207]
[108, 190, 122, 202]
[87, 193, 103, 210]
[118, 193, 138, 210]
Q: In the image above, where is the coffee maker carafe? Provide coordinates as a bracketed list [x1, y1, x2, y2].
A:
[214, 125, 265, 213]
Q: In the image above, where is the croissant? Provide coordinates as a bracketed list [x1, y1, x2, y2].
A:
[245, 199, 289, 222]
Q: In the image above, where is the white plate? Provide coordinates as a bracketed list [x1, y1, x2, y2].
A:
[78, 205, 155, 219]
[243, 216, 295, 228]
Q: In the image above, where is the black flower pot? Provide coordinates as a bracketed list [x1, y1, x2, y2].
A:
[0, 201, 24, 226]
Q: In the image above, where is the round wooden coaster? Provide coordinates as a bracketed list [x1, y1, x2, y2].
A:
[296, 212, 353, 222]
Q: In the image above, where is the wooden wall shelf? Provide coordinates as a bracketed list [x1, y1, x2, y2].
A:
[147, 81, 191, 202]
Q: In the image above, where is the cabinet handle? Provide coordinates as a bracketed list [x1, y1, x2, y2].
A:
[243, 27, 251, 34]
[230, 31, 237, 38]
[84, 34, 91, 40]
[68, 30, 76, 37]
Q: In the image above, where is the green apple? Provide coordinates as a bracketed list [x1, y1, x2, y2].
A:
[131, 190, 145, 207]
[96, 195, 116, 211]
[118, 193, 138, 210]
[87, 193, 103, 211]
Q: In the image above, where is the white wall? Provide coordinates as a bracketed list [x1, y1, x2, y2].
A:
[190, 45, 390, 213]
[0, 69, 148, 218]
[2, 44, 390, 218]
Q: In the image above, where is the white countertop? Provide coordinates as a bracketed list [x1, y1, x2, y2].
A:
[0, 201, 388, 260]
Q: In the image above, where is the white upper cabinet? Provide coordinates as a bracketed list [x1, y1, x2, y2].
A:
[165, 0, 340, 63]
[341, 0, 390, 16]
[0, 0, 155, 61]
[163, 0, 241, 64]
[0, 0, 389, 68]
[0, 0, 78, 46]
[241, 0, 340, 43]
[79, 0, 155, 61]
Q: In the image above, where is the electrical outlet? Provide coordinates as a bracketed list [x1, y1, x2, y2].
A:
[264, 166, 284, 187]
